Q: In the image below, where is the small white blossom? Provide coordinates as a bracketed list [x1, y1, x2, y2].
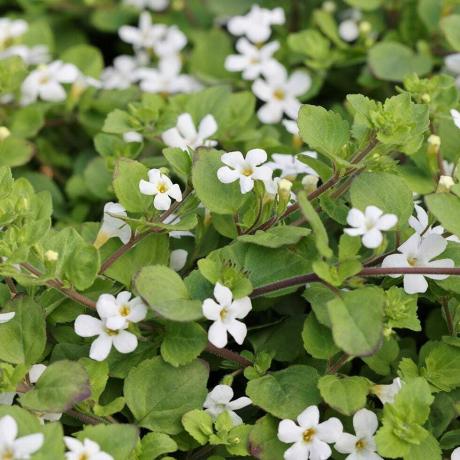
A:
[139, 168, 182, 211]
[252, 62, 311, 123]
[452, 447, 460, 460]
[20, 60, 79, 105]
[203, 384, 252, 426]
[372, 378, 402, 405]
[339, 19, 360, 42]
[64, 437, 113, 460]
[445, 53, 460, 88]
[96, 291, 147, 330]
[0, 312, 15, 323]
[451, 109, 460, 129]
[100, 55, 141, 90]
[170, 249, 188, 271]
[122, 131, 143, 143]
[123, 0, 169, 11]
[217, 149, 272, 194]
[162, 113, 217, 151]
[344, 206, 397, 249]
[202, 282, 252, 348]
[266, 152, 317, 178]
[335, 409, 382, 460]
[95, 202, 132, 248]
[225, 38, 279, 80]
[227, 5, 285, 43]
[0, 415, 44, 459]
[0, 45, 50, 65]
[277, 405, 343, 460]
[0, 18, 28, 47]
[138, 56, 201, 94]
[382, 233, 455, 294]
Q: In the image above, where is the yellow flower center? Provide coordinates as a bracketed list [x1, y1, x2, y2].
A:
[220, 307, 229, 320]
[105, 328, 119, 336]
[78, 454, 89, 460]
[242, 168, 253, 177]
[274, 89, 285, 100]
[355, 438, 366, 450]
[2, 450, 14, 460]
[302, 428, 316, 443]
[408, 256, 417, 266]
[157, 183, 168, 193]
[119, 304, 131, 317]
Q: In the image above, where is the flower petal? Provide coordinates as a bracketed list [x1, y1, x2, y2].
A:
[217, 166, 240, 184]
[316, 417, 343, 443]
[425, 258, 455, 280]
[0, 415, 18, 445]
[418, 234, 447, 261]
[113, 331, 138, 354]
[226, 319, 247, 345]
[205, 384, 234, 406]
[376, 213, 398, 231]
[334, 432, 358, 454]
[96, 294, 118, 319]
[353, 408, 378, 437]
[202, 299, 222, 321]
[297, 405, 320, 428]
[283, 442, 310, 460]
[13, 433, 44, 457]
[230, 297, 252, 319]
[139, 179, 156, 196]
[75, 315, 103, 338]
[198, 114, 218, 139]
[89, 334, 113, 361]
[154, 193, 172, 211]
[176, 112, 197, 140]
[362, 228, 383, 249]
[214, 282, 233, 306]
[347, 208, 365, 228]
[277, 419, 303, 443]
[208, 321, 228, 348]
[403, 274, 428, 294]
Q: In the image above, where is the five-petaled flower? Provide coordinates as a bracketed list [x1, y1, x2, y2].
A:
[64, 437, 113, 460]
[203, 384, 252, 426]
[277, 405, 343, 460]
[139, 168, 183, 211]
[217, 149, 272, 194]
[202, 282, 252, 348]
[335, 409, 383, 460]
[344, 206, 398, 249]
[382, 233, 454, 294]
[0, 415, 44, 459]
[252, 62, 311, 123]
[162, 112, 218, 152]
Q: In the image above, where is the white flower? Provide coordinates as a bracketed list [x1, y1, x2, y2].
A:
[0, 18, 28, 47]
[122, 131, 143, 143]
[0, 415, 44, 459]
[74, 315, 138, 361]
[28, 365, 62, 422]
[64, 437, 113, 460]
[252, 62, 311, 123]
[266, 152, 317, 178]
[162, 113, 218, 151]
[264, 177, 295, 202]
[338, 19, 360, 42]
[202, 282, 252, 348]
[344, 206, 398, 249]
[123, 0, 169, 11]
[277, 405, 343, 460]
[452, 447, 460, 460]
[94, 202, 132, 248]
[96, 291, 147, 330]
[225, 39, 279, 80]
[163, 213, 194, 239]
[445, 54, 460, 88]
[451, 109, 460, 129]
[282, 119, 299, 135]
[138, 56, 201, 94]
[443, 160, 455, 177]
[0, 45, 50, 65]
[372, 378, 402, 405]
[203, 384, 252, 426]
[227, 5, 285, 43]
[100, 55, 141, 90]
[139, 168, 182, 211]
[20, 60, 79, 105]
[0, 312, 15, 323]
[217, 149, 272, 194]
[382, 233, 455, 294]
[170, 249, 187, 271]
[335, 409, 382, 460]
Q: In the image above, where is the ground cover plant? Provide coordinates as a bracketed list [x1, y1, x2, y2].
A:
[3, 0, 460, 459]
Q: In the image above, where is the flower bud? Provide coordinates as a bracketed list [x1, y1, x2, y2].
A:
[277, 178, 292, 200]
[44, 250, 59, 262]
[302, 175, 319, 194]
[0, 127, 10, 141]
[421, 93, 431, 103]
[427, 134, 441, 156]
[437, 175, 455, 193]
[359, 21, 371, 34]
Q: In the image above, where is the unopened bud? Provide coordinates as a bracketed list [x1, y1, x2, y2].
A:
[277, 178, 292, 199]
[44, 250, 59, 262]
[322, 1, 336, 13]
[302, 175, 319, 194]
[427, 134, 441, 155]
[421, 93, 431, 103]
[0, 127, 10, 141]
[437, 175, 455, 193]
[359, 21, 372, 34]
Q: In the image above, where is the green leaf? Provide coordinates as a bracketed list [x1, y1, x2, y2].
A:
[0, 296, 46, 365]
[298, 191, 332, 258]
[248, 415, 287, 460]
[246, 365, 320, 419]
[350, 172, 413, 223]
[113, 158, 151, 213]
[425, 193, 460, 238]
[362, 338, 400, 376]
[327, 287, 384, 356]
[441, 15, 460, 51]
[192, 149, 246, 215]
[163, 147, 192, 183]
[422, 342, 460, 392]
[61, 44, 104, 77]
[161, 322, 208, 367]
[345, 0, 381, 10]
[302, 313, 339, 360]
[0, 136, 34, 167]
[76, 425, 139, 460]
[368, 42, 432, 82]
[140, 432, 178, 460]
[103, 109, 136, 134]
[135, 265, 202, 321]
[0, 166, 13, 199]
[182, 409, 214, 445]
[237, 226, 310, 248]
[10, 106, 45, 138]
[318, 375, 370, 415]
[124, 357, 209, 434]
[384, 286, 421, 332]
[298, 105, 350, 159]
[20, 360, 90, 412]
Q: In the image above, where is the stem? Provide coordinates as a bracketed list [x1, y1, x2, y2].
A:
[4, 277, 17, 297]
[327, 353, 350, 374]
[441, 297, 455, 336]
[205, 342, 253, 368]
[251, 267, 460, 298]
[65, 409, 110, 425]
